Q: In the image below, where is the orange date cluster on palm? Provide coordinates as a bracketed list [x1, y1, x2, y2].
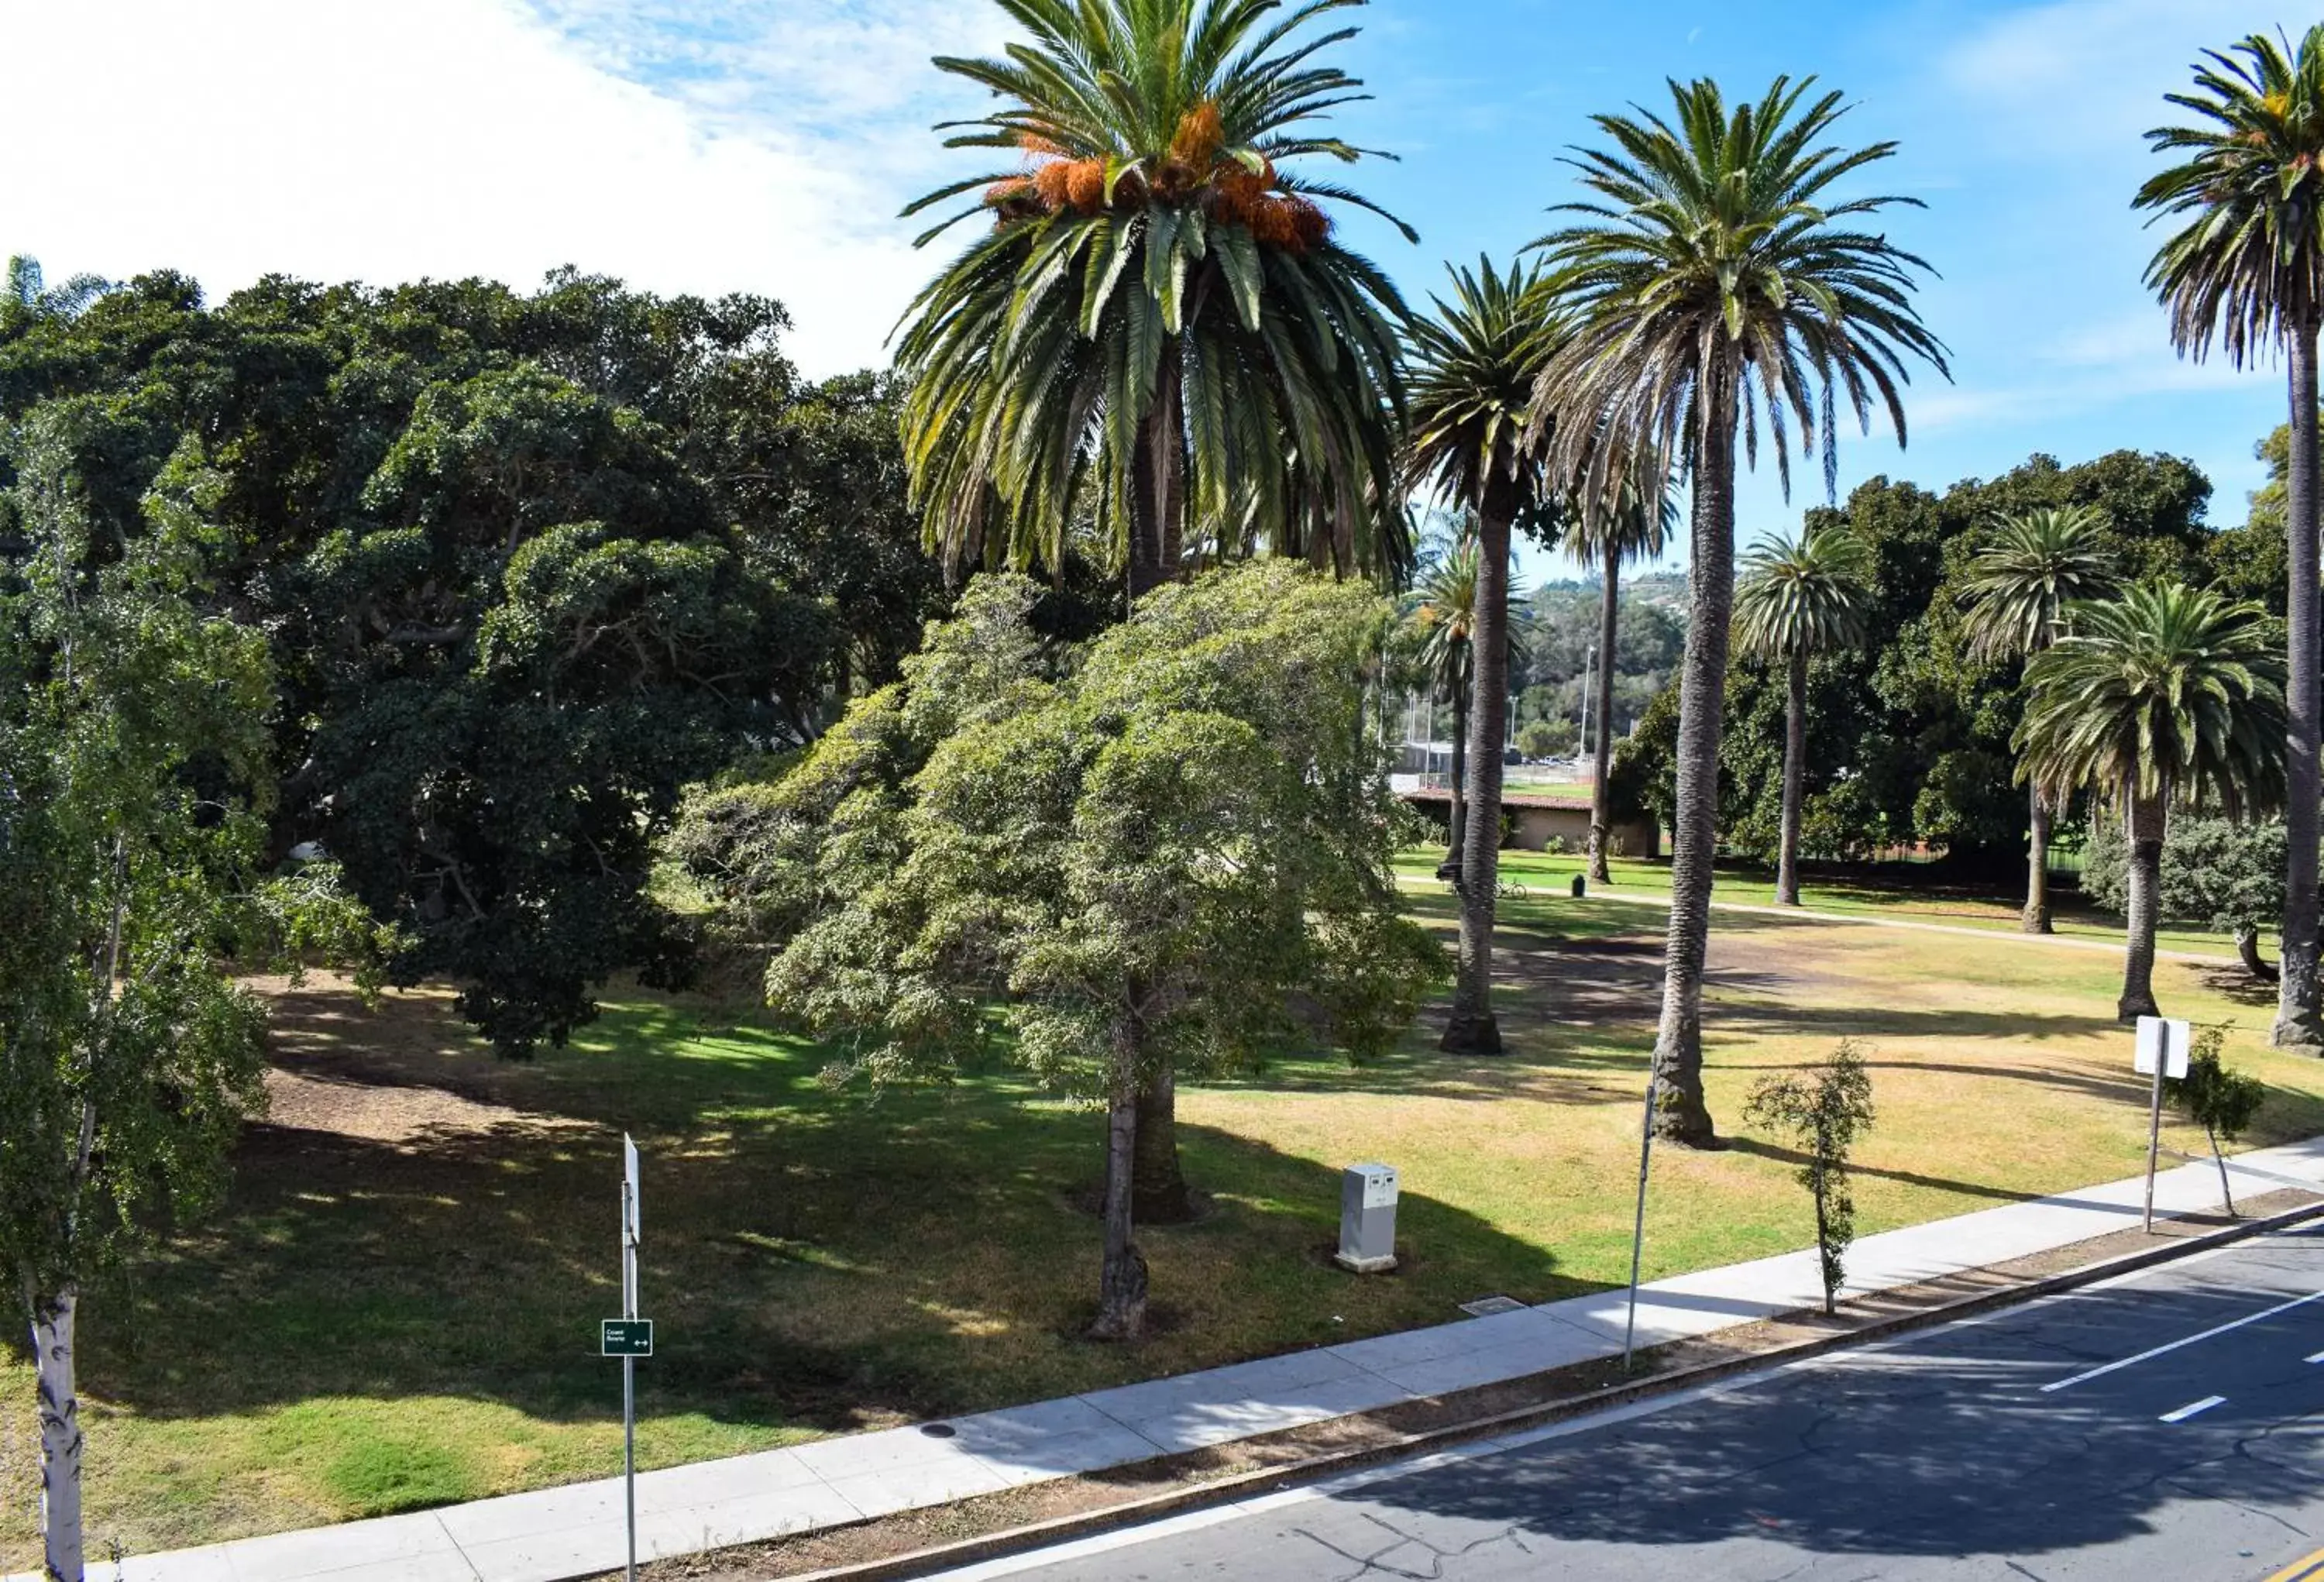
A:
[983, 103, 1331, 252]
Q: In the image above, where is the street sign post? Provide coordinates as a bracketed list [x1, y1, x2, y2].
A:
[2135, 1017, 2190, 1232]
[618, 1134, 642, 1582]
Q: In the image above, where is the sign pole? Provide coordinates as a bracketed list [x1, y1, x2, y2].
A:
[622, 1134, 640, 1582]
[1622, 1068, 1659, 1373]
[2143, 1025, 2168, 1233]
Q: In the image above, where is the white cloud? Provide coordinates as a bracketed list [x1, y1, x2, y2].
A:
[0, 0, 1010, 375]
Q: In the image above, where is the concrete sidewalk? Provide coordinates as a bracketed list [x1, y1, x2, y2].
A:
[25, 1137, 2324, 1582]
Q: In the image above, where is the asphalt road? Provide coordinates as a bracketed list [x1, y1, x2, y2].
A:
[949, 1223, 2324, 1582]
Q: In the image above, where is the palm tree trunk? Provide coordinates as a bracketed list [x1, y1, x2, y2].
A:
[29, 1281, 83, 1582]
[2119, 792, 2165, 1022]
[1444, 494, 1514, 1054]
[1089, 1015, 1148, 1340]
[1439, 686, 1468, 878]
[1651, 390, 1737, 1146]
[2278, 315, 2322, 1048]
[1587, 538, 1621, 884]
[2023, 787, 2053, 934]
[1131, 1064, 1192, 1223]
[1776, 648, 1807, 906]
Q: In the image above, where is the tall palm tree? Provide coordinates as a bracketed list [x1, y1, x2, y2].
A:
[1411, 536, 1481, 877]
[896, 0, 1417, 1239]
[1529, 77, 1948, 1143]
[896, 0, 1415, 592]
[1959, 504, 2120, 934]
[2017, 582, 2284, 1020]
[1403, 257, 1571, 1054]
[1734, 522, 1874, 906]
[2136, 26, 2324, 1048]
[1562, 449, 1674, 884]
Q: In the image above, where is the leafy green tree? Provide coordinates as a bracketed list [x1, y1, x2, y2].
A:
[766, 562, 1443, 1338]
[1743, 1040, 1875, 1315]
[1531, 77, 1946, 1142]
[2085, 813, 2286, 982]
[0, 265, 934, 1054]
[1404, 258, 1570, 1052]
[2016, 583, 2284, 1019]
[2, 415, 387, 1581]
[1517, 717, 1574, 759]
[894, 0, 1413, 589]
[1562, 456, 1673, 883]
[1961, 505, 2120, 932]
[2136, 26, 2324, 1047]
[1409, 535, 1481, 875]
[1734, 522, 1874, 906]
[2167, 1025, 2267, 1215]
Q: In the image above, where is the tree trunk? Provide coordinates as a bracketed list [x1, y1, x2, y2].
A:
[2237, 926, 2281, 983]
[1810, 1155, 1835, 1315]
[2279, 315, 2322, 1047]
[1776, 648, 1807, 907]
[1587, 539, 1621, 884]
[2119, 792, 2165, 1022]
[29, 1283, 83, 1582]
[1442, 490, 1514, 1055]
[1651, 383, 1738, 1147]
[2210, 1122, 2236, 1217]
[2023, 786, 2053, 934]
[1088, 1021, 1147, 1341]
[1438, 686, 1468, 879]
[1131, 1064, 1194, 1223]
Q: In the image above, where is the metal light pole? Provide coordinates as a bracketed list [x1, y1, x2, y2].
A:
[1579, 644, 1597, 762]
[621, 1136, 640, 1582]
[1622, 1068, 1659, 1372]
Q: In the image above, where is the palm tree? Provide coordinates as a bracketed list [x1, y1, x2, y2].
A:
[896, 0, 1415, 591]
[1403, 257, 1571, 1054]
[1959, 505, 2120, 934]
[2136, 27, 2324, 1048]
[894, 1, 1416, 1255]
[1562, 450, 1674, 884]
[2016, 582, 2285, 1020]
[1734, 522, 1874, 906]
[1411, 536, 1481, 878]
[1529, 77, 1947, 1143]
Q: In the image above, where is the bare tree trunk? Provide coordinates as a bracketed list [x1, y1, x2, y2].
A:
[1437, 686, 1468, 879]
[2237, 926, 2280, 984]
[1776, 648, 1807, 907]
[1652, 383, 1737, 1147]
[2279, 316, 2322, 1047]
[2120, 793, 2165, 1022]
[2209, 1121, 2236, 1217]
[1089, 1021, 1147, 1341]
[1587, 538, 1621, 885]
[29, 1283, 83, 1582]
[2023, 786, 2053, 934]
[1443, 490, 1514, 1055]
[1810, 1157, 1835, 1315]
[1131, 1064, 1193, 1224]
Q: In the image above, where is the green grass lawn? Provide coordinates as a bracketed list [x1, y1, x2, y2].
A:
[5, 882, 2321, 1563]
[1395, 846, 2248, 958]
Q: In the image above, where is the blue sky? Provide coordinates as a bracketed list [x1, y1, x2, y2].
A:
[1, 0, 2302, 584]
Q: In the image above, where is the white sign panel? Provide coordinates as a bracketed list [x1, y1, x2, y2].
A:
[623, 1133, 641, 1247]
[2134, 1016, 2192, 1079]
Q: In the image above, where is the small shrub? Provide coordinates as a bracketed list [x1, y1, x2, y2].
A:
[2166, 1024, 2267, 1215]
[1745, 1040, 1877, 1315]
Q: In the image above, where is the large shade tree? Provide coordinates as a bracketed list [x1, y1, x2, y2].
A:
[2016, 582, 2284, 1019]
[1403, 257, 1569, 1052]
[896, 0, 1415, 590]
[1531, 77, 1948, 1141]
[1734, 521, 1874, 906]
[1959, 504, 2120, 932]
[2137, 26, 2324, 1048]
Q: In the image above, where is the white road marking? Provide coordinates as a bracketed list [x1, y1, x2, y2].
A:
[2039, 1287, 2324, 1392]
[2159, 1395, 2226, 1423]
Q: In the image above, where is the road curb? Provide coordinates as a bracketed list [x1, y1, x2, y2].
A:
[760, 1194, 2324, 1582]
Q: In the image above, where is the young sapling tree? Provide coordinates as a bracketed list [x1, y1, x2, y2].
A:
[1744, 1040, 1878, 1315]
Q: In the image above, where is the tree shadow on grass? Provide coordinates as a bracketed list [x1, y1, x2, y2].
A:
[1722, 1136, 2044, 1206]
[47, 988, 1598, 1455]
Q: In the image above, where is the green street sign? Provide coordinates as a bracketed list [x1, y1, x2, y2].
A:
[601, 1319, 653, 1357]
